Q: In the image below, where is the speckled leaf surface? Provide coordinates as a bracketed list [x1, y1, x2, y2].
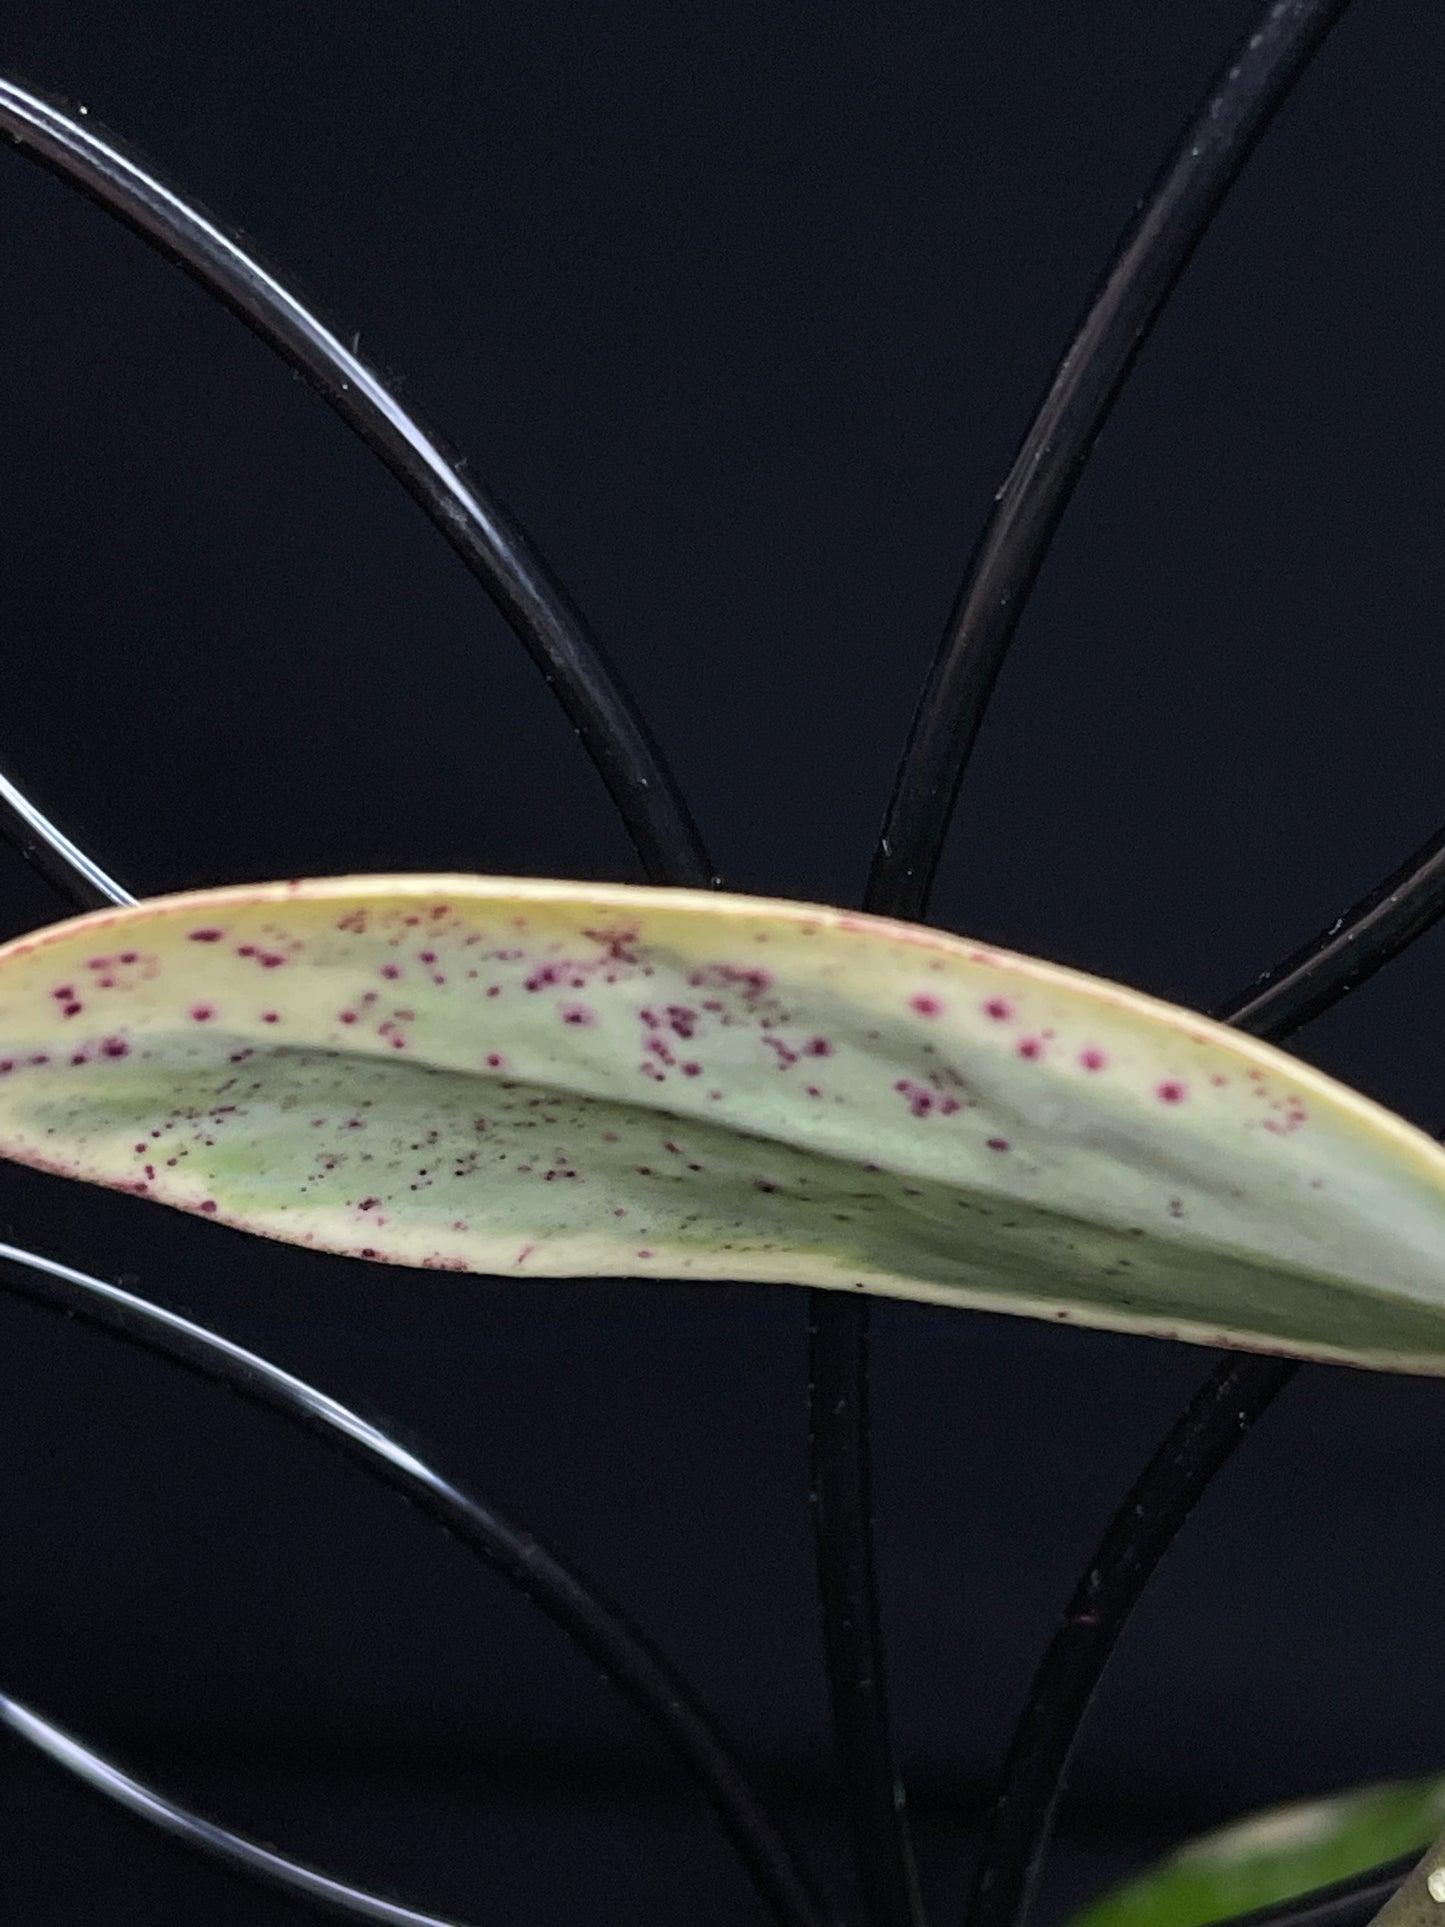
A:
[1063, 1778, 1445, 1927]
[1, 875, 1445, 1372]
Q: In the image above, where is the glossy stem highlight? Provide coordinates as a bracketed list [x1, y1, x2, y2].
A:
[824, 12, 1355, 1920]
[0, 1693, 471, 1927]
[0, 1243, 834, 1927]
[0, 74, 714, 890]
[869, 0, 1353, 925]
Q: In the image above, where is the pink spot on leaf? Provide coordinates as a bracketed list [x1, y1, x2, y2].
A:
[894, 1078, 936, 1118]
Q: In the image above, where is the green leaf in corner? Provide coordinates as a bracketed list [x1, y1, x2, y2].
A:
[1, 874, 1445, 1372]
[1064, 1778, 1445, 1927]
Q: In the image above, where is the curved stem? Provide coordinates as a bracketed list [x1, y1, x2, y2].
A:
[0, 1693, 470, 1927]
[0, 758, 134, 910]
[815, 12, 1358, 1920]
[0, 1242, 834, 1927]
[0, 73, 714, 891]
[966, 1353, 1297, 1927]
[8, 603, 1442, 1927]
[0, 777, 807, 1907]
[1215, 822, 1445, 1036]
[869, 0, 1353, 925]
[965, 810, 1445, 1927]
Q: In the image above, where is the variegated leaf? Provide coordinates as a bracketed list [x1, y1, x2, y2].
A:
[0, 875, 1441, 1371]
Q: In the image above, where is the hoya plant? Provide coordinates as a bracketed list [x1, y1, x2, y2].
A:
[2, 5, 1442, 1927]
[3, 873, 1445, 1374]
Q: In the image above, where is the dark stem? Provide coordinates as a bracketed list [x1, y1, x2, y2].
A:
[0, 1242, 835, 1927]
[0, 750, 824, 1921]
[0, 74, 714, 891]
[1214, 820, 1445, 1035]
[809, 1295, 927, 1927]
[1, 1692, 469, 1927]
[965, 1354, 1297, 1927]
[816, 10, 1357, 1920]
[868, 0, 1354, 925]
[0, 759, 134, 911]
[964, 808, 1445, 1927]
[14, 744, 1438, 1927]
[0, 20, 1404, 1927]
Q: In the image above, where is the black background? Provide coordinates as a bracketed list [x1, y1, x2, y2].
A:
[1, 3, 1444, 1923]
